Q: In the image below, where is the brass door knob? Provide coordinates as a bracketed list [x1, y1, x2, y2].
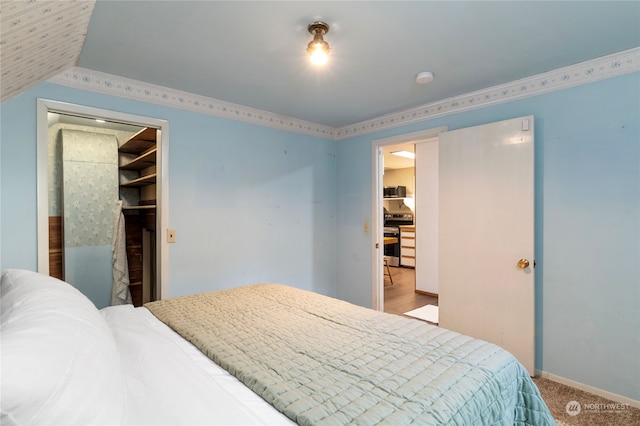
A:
[517, 259, 530, 269]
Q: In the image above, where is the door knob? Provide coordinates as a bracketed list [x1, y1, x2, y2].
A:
[517, 258, 530, 269]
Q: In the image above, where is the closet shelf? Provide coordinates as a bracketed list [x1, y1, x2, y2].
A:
[118, 128, 156, 154]
[120, 147, 157, 170]
[118, 127, 158, 308]
[120, 173, 156, 187]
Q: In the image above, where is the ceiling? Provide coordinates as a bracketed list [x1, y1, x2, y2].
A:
[383, 143, 415, 171]
[1, 1, 639, 129]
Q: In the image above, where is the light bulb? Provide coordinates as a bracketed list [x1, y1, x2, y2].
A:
[310, 45, 328, 65]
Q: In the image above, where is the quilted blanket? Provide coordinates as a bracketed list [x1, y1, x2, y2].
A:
[145, 284, 554, 425]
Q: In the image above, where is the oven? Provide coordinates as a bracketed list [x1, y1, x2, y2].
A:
[383, 212, 414, 267]
[383, 226, 400, 266]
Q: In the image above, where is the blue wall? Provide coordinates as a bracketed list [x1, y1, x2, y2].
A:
[0, 82, 337, 298]
[1, 73, 638, 401]
[336, 73, 639, 400]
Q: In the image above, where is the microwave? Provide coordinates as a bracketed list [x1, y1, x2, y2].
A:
[383, 186, 406, 198]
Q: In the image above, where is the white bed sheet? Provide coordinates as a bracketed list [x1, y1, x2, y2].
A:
[101, 305, 295, 426]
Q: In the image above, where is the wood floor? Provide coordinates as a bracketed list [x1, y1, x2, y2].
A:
[383, 266, 438, 316]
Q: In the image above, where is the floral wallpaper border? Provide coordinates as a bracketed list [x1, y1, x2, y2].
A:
[337, 48, 640, 139]
[48, 48, 639, 141]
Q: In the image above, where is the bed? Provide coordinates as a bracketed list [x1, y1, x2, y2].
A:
[1, 269, 555, 425]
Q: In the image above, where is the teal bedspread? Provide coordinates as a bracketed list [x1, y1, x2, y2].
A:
[146, 284, 555, 425]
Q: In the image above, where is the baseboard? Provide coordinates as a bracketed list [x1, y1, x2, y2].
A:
[414, 290, 438, 297]
[536, 370, 640, 409]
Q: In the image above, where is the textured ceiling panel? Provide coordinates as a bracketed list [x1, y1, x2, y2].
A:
[0, 0, 95, 102]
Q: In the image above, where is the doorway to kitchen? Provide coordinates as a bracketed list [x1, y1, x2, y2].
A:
[381, 144, 415, 313]
[372, 126, 447, 314]
[373, 117, 535, 373]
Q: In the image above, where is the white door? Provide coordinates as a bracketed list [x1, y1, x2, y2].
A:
[438, 116, 535, 375]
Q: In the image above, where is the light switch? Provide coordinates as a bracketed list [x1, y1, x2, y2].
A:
[167, 229, 176, 243]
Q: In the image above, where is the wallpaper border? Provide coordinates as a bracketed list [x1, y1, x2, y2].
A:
[48, 67, 336, 139]
[337, 47, 640, 139]
[48, 47, 639, 141]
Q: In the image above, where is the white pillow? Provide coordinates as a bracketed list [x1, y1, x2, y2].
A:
[1, 269, 127, 425]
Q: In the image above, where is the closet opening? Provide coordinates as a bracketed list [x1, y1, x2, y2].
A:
[36, 99, 169, 308]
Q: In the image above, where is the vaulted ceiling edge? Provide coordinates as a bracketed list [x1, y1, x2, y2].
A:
[47, 48, 639, 141]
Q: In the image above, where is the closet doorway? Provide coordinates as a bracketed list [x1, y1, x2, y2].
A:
[36, 99, 169, 308]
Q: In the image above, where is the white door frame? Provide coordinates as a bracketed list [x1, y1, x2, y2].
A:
[371, 126, 447, 311]
[36, 99, 170, 300]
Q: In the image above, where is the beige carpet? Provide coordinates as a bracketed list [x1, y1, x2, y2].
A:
[532, 377, 639, 425]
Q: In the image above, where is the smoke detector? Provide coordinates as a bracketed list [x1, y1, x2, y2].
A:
[416, 71, 434, 84]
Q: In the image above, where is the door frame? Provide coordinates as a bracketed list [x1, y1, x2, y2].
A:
[371, 126, 447, 311]
[36, 99, 170, 300]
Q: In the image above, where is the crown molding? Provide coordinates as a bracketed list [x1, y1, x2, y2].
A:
[48, 68, 337, 139]
[336, 47, 640, 139]
[48, 48, 639, 141]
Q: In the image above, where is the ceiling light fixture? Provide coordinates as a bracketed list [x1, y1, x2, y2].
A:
[391, 150, 415, 159]
[307, 21, 330, 65]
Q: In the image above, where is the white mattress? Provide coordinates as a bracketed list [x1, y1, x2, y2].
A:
[100, 305, 295, 425]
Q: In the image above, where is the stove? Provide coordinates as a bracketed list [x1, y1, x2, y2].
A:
[384, 212, 414, 227]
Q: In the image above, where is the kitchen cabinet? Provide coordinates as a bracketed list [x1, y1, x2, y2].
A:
[400, 226, 415, 267]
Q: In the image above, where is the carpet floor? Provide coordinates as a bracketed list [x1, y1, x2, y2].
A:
[384, 269, 638, 424]
[532, 377, 639, 425]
